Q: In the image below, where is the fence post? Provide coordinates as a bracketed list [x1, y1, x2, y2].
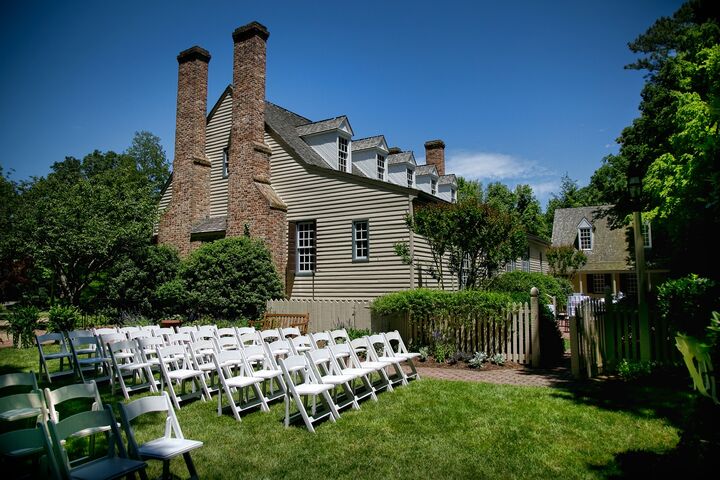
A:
[570, 314, 580, 378]
[530, 287, 541, 368]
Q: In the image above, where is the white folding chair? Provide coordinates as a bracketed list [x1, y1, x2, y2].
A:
[328, 343, 378, 402]
[128, 330, 152, 342]
[366, 334, 408, 387]
[278, 354, 339, 433]
[118, 392, 203, 480]
[156, 345, 210, 409]
[68, 335, 111, 384]
[0, 422, 60, 479]
[211, 350, 268, 421]
[289, 335, 314, 355]
[235, 326, 255, 337]
[187, 340, 221, 394]
[281, 327, 302, 340]
[118, 326, 140, 335]
[245, 344, 286, 403]
[330, 328, 351, 344]
[190, 330, 216, 344]
[238, 332, 259, 347]
[141, 325, 160, 334]
[310, 331, 335, 350]
[93, 327, 118, 336]
[383, 331, 421, 381]
[136, 336, 165, 372]
[35, 334, 73, 384]
[0, 391, 46, 424]
[155, 327, 175, 342]
[306, 349, 359, 412]
[99, 332, 129, 359]
[265, 339, 291, 359]
[216, 327, 238, 341]
[48, 406, 148, 480]
[351, 337, 398, 391]
[176, 326, 197, 335]
[67, 330, 97, 357]
[258, 329, 281, 344]
[0, 371, 39, 394]
[166, 333, 193, 346]
[107, 340, 158, 399]
[216, 336, 242, 352]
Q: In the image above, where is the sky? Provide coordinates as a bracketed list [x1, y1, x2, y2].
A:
[0, 0, 685, 207]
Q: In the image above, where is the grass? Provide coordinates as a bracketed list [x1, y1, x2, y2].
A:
[0, 346, 704, 479]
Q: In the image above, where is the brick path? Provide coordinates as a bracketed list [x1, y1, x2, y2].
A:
[407, 358, 577, 388]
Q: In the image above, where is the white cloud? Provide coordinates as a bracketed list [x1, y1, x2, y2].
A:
[446, 151, 549, 180]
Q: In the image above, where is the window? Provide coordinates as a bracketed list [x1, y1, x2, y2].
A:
[522, 248, 530, 272]
[431, 179, 437, 195]
[642, 221, 652, 248]
[451, 188, 456, 203]
[460, 253, 471, 288]
[505, 260, 516, 272]
[406, 168, 414, 187]
[352, 220, 369, 261]
[579, 227, 592, 250]
[222, 147, 229, 178]
[377, 154, 385, 180]
[621, 273, 637, 297]
[296, 221, 316, 274]
[338, 137, 349, 171]
[591, 273, 606, 293]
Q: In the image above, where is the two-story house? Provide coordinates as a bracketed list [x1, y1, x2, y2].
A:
[156, 22, 459, 299]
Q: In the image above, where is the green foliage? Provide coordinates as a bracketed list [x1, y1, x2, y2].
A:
[432, 334, 454, 363]
[346, 328, 371, 340]
[617, 359, 657, 382]
[545, 174, 600, 229]
[418, 346, 430, 362]
[105, 245, 181, 318]
[487, 271, 573, 309]
[180, 237, 284, 320]
[456, 177, 483, 202]
[47, 304, 80, 332]
[154, 278, 188, 318]
[8, 306, 39, 348]
[657, 274, 720, 337]
[546, 245, 588, 281]
[485, 182, 550, 240]
[468, 351, 487, 368]
[125, 130, 171, 200]
[491, 353, 506, 366]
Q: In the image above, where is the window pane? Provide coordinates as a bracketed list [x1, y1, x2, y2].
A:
[297, 221, 316, 272]
[353, 220, 369, 260]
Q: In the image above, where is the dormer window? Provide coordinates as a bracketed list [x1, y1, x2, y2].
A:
[377, 154, 385, 180]
[406, 168, 414, 187]
[338, 137, 349, 172]
[222, 147, 229, 178]
[431, 179, 437, 195]
[578, 219, 593, 251]
[451, 188, 456, 203]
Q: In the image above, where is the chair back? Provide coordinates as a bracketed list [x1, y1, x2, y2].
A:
[36, 332, 69, 352]
[44, 381, 102, 424]
[128, 330, 152, 341]
[330, 328, 351, 344]
[310, 331, 334, 349]
[0, 390, 46, 424]
[259, 329, 281, 343]
[167, 333, 193, 346]
[176, 326, 198, 335]
[289, 335, 313, 355]
[383, 331, 408, 354]
[235, 326, 255, 336]
[0, 423, 60, 480]
[92, 327, 117, 336]
[118, 326, 140, 335]
[217, 336, 241, 351]
[118, 392, 185, 445]
[281, 327, 301, 339]
[216, 327, 237, 339]
[238, 332, 258, 346]
[0, 371, 38, 393]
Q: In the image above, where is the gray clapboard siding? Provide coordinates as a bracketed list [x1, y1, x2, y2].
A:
[205, 93, 232, 218]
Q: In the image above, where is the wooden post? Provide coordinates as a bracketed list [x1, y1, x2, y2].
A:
[570, 314, 580, 378]
[633, 211, 651, 361]
[530, 287, 541, 368]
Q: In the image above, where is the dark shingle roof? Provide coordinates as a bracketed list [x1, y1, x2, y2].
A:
[265, 102, 333, 169]
[352, 135, 386, 151]
[551, 205, 631, 271]
[415, 165, 438, 176]
[387, 152, 416, 166]
[438, 174, 457, 186]
[296, 116, 353, 136]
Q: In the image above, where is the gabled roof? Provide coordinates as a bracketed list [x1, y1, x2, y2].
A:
[352, 135, 387, 152]
[296, 116, 353, 137]
[415, 165, 438, 177]
[551, 205, 631, 272]
[387, 151, 416, 166]
[438, 174, 457, 186]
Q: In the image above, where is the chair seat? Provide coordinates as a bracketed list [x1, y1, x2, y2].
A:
[270, 348, 290, 356]
[294, 383, 334, 396]
[70, 425, 113, 439]
[77, 357, 109, 365]
[70, 456, 147, 480]
[377, 356, 404, 365]
[396, 352, 421, 360]
[0, 407, 42, 422]
[45, 351, 72, 359]
[340, 367, 374, 378]
[360, 360, 392, 370]
[251, 369, 282, 380]
[226, 375, 263, 388]
[118, 362, 151, 371]
[113, 352, 135, 360]
[138, 437, 203, 460]
[294, 346, 312, 353]
[320, 374, 355, 385]
[167, 369, 202, 381]
[245, 354, 265, 362]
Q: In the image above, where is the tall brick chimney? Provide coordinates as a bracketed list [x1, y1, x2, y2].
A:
[158, 46, 212, 256]
[424, 140, 445, 176]
[226, 22, 287, 276]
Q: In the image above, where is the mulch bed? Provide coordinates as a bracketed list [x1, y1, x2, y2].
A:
[416, 357, 524, 371]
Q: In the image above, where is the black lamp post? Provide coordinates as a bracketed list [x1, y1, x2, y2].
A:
[628, 175, 650, 360]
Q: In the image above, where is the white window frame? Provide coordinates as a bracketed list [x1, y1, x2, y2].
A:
[522, 248, 530, 272]
[406, 168, 414, 188]
[296, 221, 316, 275]
[222, 147, 229, 178]
[352, 220, 369, 262]
[338, 136, 349, 172]
[431, 179, 437, 195]
[376, 154, 385, 180]
[642, 221, 652, 248]
[577, 219, 593, 251]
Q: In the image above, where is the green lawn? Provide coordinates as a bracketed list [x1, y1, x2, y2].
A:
[0, 346, 702, 479]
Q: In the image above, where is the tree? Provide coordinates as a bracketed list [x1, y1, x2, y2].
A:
[485, 182, 549, 239]
[544, 174, 598, 228]
[0, 167, 28, 301]
[597, 1, 720, 277]
[546, 245, 588, 282]
[13, 150, 157, 306]
[125, 131, 171, 200]
[456, 177, 483, 202]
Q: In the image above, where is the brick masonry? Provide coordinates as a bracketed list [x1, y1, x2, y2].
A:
[424, 139, 446, 176]
[158, 46, 212, 257]
[226, 22, 288, 276]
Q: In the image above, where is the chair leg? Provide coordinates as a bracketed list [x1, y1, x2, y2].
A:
[183, 452, 199, 480]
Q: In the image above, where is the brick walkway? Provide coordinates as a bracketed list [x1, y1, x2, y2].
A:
[408, 358, 577, 388]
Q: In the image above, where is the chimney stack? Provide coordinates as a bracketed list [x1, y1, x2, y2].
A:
[226, 21, 287, 275]
[388, 147, 402, 155]
[158, 46, 212, 256]
[424, 140, 445, 176]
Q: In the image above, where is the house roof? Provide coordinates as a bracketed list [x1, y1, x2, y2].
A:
[352, 135, 386, 151]
[438, 174, 457, 186]
[387, 152, 416, 166]
[295, 116, 353, 137]
[551, 205, 631, 272]
[415, 165, 438, 177]
[191, 216, 227, 234]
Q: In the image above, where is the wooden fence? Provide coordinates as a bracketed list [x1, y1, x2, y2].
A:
[570, 292, 678, 378]
[268, 288, 541, 367]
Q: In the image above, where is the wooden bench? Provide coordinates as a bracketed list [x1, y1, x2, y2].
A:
[251, 312, 309, 334]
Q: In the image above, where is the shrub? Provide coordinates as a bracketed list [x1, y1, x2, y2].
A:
[47, 305, 80, 332]
[154, 279, 188, 318]
[487, 271, 573, 310]
[8, 305, 39, 348]
[418, 346, 430, 362]
[468, 351, 487, 368]
[616, 359, 656, 381]
[180, 237, 284, 320]
[657, 274, 720, 337]
[491, 353, 506, 366]
[346, 328, 370, 340]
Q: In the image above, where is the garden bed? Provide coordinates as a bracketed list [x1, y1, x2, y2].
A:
[416, 357, 524, 371]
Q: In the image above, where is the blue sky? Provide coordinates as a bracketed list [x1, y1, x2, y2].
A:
[0, 0, 684, 207]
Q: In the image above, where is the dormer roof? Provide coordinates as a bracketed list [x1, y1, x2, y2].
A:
[387, 151, 416, 166]
[296, 115, 354, 137]
[438, 174, 457, 186]
[352, 135, 388, 152]
[577, 218, 592, 229]
[415, 164, 438, 177]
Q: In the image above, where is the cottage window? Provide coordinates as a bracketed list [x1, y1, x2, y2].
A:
[522, 248, 530, 272]
[338, 137, 349, 172]
[406, 168, 414, 188]
[642, 221, 652, 248]
[431, 179, 437, 195]
[579, 227, 592, 250]
[591, 273, 606, 293]
[352, 220, 369, 261]
[460, 253, 471, 288]
[222, 147, 229, 178]
[296, 221, 316, 274]
[451, 188, 456, 203]
[622, 273, 637, 297]
[377, 154, 385, 180]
